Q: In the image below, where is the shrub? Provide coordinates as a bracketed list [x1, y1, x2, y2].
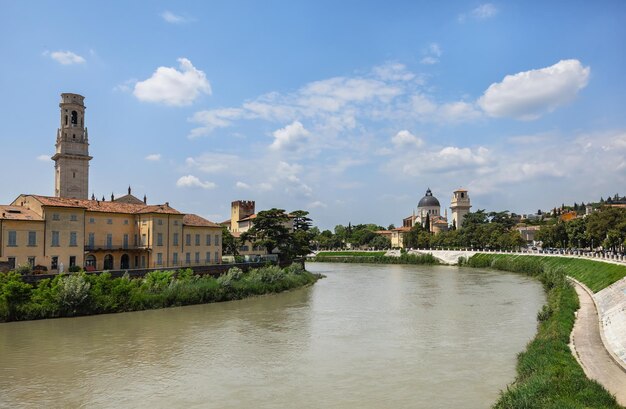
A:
[57, 273, 91, 315]
[13, 264, 32, 275]
[68, 265, 82, 273]
[142, 270, 175, 293]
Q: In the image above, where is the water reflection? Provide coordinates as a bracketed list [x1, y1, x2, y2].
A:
[0, 263, 544, 409]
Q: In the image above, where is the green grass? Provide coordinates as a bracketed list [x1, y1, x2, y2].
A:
[463, 253, 624, 408]
[315, 251, 386, 257]
[0, 265, 323, 322]
[312, 253, 439, 265]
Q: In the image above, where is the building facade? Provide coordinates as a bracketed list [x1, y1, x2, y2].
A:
[0, 93, 221, 272]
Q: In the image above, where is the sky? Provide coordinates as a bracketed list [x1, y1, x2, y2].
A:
[1, 1, 625, 230]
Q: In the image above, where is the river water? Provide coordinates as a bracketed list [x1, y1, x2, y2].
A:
[0, 263, 545, 409]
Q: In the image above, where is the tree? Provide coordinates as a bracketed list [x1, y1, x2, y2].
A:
[241, 208, 291, 258]
[221, 226, 239, 255]
[288, 210, 315, 263]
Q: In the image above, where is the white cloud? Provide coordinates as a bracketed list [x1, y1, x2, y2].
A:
[235, 181, 250, 189]
[309, 201, 328, 209]
[391, 130, 424, 148]
[189, 108, 245, 138]
[420, 43, 442, 65]
[372, 63, 415, 81]
[459, 3, 498, 22]
[134, 58, 211, 106]
[270, 121, 310, 151]
[472, 4, 498, 19]
[161, 11, 190, 24]
[113, 79, 137, 93]
[478, 59, 590, 120]
[145, 154, 161, 161]
[176, 175, 216, 189]
[36, 154, 50, 161]
[45, 50, 85, 65]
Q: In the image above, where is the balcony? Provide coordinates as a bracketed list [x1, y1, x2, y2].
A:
[84, 243, 151, 252]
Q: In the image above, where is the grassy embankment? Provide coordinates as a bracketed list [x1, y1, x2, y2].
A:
[0, 264, 322, 323]
[312, 251, 439, 265]
[462, 253, 626, 409]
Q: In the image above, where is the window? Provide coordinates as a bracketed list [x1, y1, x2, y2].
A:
[51, 231, 59, 247]
[28, 257, 35, 268]
[195, 252, 200, 264]
[71, 110, 78, 124]
[215, 252, 219, 263]
[174, 220, 179, 226]
[28, 231, 37, 246]
[124, 219, 129, 225]
[186, 234, 191, 246]
[123, 234, 129, 249]
[157, 233, 163, 246]
[70, 214, 77, 221]
[185, 252, 191, 265]
[88, 233, 95, 247]
[173, 233, 179, 246]
[70, 232, 77, 247]
[106, 234, 112, 249]
[173, 252, 178, 265]
[7, 257, 16, 269]
[69, 256, 76, 267]
[215, 234, 220, 246]
[52, 213, 60, 221]
[240, 245, 249, 252]
[141, 234, 147, 246]
[134, 234, 138, 246]
[206, 234, 211, 246]
[195, 234, 200, 246]
[156, 253, 163, 265]
[8, 231, 17, 247]
[89, 217, 95, 224]
[206, 252, 211, 263]
[107, 218, 113, 224]
[51, 256, 58, 270]
[157, 219, 163, 226]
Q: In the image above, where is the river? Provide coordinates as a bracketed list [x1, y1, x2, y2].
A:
[0, 263, 545, 409]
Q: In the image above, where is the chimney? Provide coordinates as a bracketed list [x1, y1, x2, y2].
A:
[128, 186, 131, 195]
[143, 194, 147, 204]
[111, 192, 115, 201]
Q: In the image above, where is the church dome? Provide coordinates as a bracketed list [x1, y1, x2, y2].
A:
[418, 188, 440, 207]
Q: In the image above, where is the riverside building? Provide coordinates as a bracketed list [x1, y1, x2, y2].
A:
[0, 93, 222, 272]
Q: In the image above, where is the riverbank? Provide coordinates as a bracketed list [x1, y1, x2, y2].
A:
[0, 264, 322, 322]
[462, 254, 625, 408]
[311, 252, 439, 265]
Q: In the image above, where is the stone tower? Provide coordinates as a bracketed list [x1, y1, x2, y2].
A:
[450, 188, 471, 229]
[51, 93, 92, 199]
[230, 200, 255, 232]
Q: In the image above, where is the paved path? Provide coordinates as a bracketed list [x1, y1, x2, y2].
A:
[570, 280, 626, 406]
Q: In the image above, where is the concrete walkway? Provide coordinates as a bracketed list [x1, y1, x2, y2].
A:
[570, 280, 626, 406]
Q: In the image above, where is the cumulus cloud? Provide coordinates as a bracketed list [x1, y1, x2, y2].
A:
[36, 154, 50, 161]
[45, 50, 85, 65]
[270, 121, 310, 151]
[372, 62, 415, 81]
[176, 175, 216, 189]
[478, 59, 590, 120]
[189, 108, 245, 138]
[391, 130, 424, 148]
[145, 154, 161, 161]
[134, 58, 211, 106]
[161, 11, 190, 24]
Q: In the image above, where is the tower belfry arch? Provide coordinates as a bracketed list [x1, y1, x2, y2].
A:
[51, 93, 92, 199]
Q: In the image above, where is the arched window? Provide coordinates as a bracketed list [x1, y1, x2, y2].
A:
[85, 255, 96, 267]
[104, 254, 114, 270]
[71, 111, 78, 125]
[120, 254, 130, 269]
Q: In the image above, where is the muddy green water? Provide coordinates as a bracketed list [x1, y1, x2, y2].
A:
[0, 263, 545, 409]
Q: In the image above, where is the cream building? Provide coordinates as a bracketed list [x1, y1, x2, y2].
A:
[0, 93, 222, 272]
[387, 187, 472, 248]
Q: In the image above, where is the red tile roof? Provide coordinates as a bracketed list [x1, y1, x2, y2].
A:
[28, 195, 181, 215]
[0, 206, 43, 221]
[183, 214, 220, 227]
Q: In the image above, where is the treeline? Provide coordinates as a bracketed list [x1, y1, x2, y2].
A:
[536, 207, 626, 252]
[311, 210, 525, 251]
[312, 253, 439, 265]
[0, 265, 321, 322]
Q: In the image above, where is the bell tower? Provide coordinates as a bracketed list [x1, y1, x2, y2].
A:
[51, 93, 92, 199]
[450, 188, 471, 229]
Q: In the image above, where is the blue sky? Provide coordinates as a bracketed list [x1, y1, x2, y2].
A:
[1, 1, 625, 229]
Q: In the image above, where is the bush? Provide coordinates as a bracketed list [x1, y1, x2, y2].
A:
[68, 265, 82, 273]
[57, 273, 91, 315]
[13, 264, 32, 275]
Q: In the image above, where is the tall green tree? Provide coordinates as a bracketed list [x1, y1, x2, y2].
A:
[241, 208, 291, 257]
[221, 226, 239, 256]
